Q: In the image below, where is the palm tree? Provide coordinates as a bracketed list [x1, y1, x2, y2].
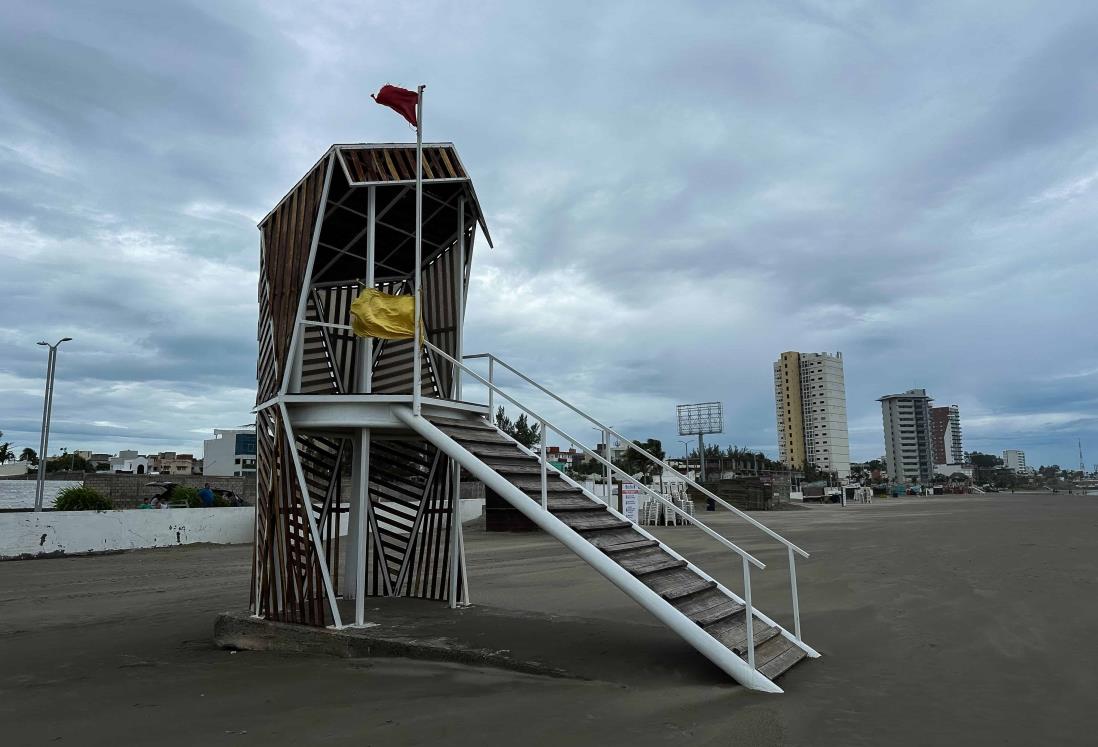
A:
[0, 442, 13, 464]
[19, 447, 38, 466]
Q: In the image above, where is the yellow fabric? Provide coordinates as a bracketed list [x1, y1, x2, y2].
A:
[349, 288, 424, 341]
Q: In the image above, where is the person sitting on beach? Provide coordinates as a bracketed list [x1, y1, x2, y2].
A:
[197, 483, 216, 507]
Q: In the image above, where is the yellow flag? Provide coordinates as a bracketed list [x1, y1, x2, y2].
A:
[349, 288, 424, 341]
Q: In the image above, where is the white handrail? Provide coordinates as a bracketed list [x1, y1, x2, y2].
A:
[424, 341, 765, 570]
[464, 352, 809, 559]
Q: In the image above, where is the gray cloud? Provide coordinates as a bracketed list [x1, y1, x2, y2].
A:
[0, 0, 1096, 469]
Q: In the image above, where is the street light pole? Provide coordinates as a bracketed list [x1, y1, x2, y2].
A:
[34, 337, 72, 511]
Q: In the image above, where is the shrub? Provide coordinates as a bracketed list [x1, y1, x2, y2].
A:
[53, 486, 114, 511]
[171, 486, 201, 507]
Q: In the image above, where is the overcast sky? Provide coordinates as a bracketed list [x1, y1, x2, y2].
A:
[1, 0, 1096, 468]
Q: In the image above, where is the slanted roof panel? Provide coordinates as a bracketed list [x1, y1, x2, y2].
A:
[337, 143, 467, 184]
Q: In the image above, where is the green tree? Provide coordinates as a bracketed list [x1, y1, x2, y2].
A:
[45, 453, 93, 473]
[0, 442, 13, 464]
[617, 438, 665, 484]
[19, 447, 38, 466]
[494, 406, 541, 449]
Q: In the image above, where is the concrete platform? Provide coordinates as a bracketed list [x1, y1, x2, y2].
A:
[215, 596, 731, 684]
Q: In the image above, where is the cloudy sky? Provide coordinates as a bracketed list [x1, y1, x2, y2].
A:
[1, 0, 1096, 468]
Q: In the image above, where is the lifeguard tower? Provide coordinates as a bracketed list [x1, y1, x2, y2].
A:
[252, 143, 819, 692]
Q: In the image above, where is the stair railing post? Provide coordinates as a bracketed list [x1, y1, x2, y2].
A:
[539, 419, 548, 510]
[488, 357, 495, 420]
[789, 545, 801, 641]
[603, 427, 612, 509]
[742, 555, 756, 670]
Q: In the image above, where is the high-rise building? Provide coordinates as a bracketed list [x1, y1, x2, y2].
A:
[930, 405, 963, 465]
[773, 351, 850, 478]
[879, 389, 934, 484]
[1003, 449, 1027, 473]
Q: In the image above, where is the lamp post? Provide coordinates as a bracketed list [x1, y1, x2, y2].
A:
[34, 337, 72, 511]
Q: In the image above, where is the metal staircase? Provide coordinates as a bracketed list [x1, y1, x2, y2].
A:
[392, 344, 821, 693]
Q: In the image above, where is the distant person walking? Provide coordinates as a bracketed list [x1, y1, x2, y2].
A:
[198, 483, 216, 508]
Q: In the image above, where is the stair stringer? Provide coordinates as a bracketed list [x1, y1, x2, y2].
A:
[393, 406, 783, 693]
[489, 421, 821, 661]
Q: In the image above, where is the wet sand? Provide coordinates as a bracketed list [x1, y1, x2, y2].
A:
[1, 493, 1095, 745]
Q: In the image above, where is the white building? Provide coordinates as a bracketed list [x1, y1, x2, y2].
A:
[1003, 449, 1027, 474]
[773, 351, 851, 478]
[202, 428, 257, 477]
[879, 389, 935, 484]
[107, 450, 149, 474]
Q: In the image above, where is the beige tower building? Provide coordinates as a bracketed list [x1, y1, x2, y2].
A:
[773, 351, 850, 478]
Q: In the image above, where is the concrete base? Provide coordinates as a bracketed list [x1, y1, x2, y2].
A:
[214, 596, 729, 685]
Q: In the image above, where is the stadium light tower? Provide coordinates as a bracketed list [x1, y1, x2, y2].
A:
[676, 402, 723, 483]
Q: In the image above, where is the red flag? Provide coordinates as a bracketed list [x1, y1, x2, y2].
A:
[372, 84, 419, 128]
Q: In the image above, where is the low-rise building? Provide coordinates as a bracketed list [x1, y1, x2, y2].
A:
[148, 451, 199, 475]
[109, 450, 149, 474]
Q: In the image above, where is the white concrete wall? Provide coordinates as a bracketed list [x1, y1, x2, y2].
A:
[0, 507, 255, 559]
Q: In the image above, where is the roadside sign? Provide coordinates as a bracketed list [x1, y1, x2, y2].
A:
[621, 483, 642, 524]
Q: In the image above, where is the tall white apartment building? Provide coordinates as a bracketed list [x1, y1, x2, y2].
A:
[879, 389, 935, 484]
[1003, 449, 1027, 473]
[773, 351, 851, 478]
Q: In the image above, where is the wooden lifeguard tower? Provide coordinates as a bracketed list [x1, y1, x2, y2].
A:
[252, 142, 819, 693]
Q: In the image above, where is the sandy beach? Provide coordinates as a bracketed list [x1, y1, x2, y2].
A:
[1, 492, 1095, 745]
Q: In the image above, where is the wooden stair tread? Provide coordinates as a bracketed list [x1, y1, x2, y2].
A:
[691, 599, 745, 627]
[622, 555, 686, 576]
[585, 527, 647, 549]
[429, 414, 496, 431]
[558, 512, 629, 532]
[642, 567, 715, 600]
[479, 460, 544, 474]
[543, 496, 605, 511]
[601, 538, 659, 554]
[671, 587, 730, 616]
[706, 613, 781, 654]
[439, 427, 512, 445]
[463, 443, 532, 459]
[756, 640, 807, 680]
[508, 475, 577, 489]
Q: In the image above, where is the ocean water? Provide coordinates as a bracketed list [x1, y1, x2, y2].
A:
[0, 481, 83, 509]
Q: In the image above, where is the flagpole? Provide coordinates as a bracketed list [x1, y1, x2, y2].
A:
[413, 84, 425, 417]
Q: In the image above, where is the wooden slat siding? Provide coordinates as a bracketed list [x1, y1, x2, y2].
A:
[368, 439, 434, 594]
[335, 145, 468, 184]
[390, 442, 436, 595]
[259, 158, 329, 395]
[437, 147, 456, 178]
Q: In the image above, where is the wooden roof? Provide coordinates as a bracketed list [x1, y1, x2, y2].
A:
[260, 143, 492, 248]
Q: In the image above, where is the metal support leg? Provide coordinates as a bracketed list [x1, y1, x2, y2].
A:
[449, 457, 462, 608]
[789, 545, 801, 641]
[743, 555, 756, 669]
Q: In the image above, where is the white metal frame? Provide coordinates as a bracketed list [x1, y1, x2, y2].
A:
[465, 352, 810, 641]
[394, 406, 783, 693]
[419, 341, 821, 671]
